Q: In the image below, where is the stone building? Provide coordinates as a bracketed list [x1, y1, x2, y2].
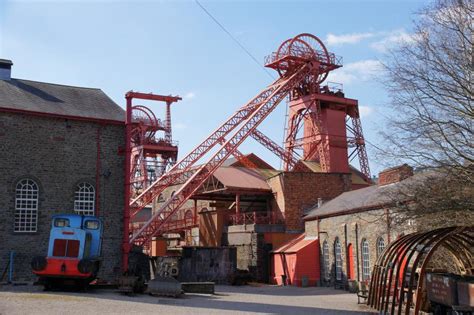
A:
[303, 164, 473, 287]
[0, 59, 125, 282]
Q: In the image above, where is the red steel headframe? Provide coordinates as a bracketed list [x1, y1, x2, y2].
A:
[122, 34, 372, 268]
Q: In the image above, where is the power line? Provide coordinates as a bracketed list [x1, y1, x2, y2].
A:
[194, 0, 275, 80]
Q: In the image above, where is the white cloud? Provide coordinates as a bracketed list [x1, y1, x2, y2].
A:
[174, 122, 187, 130]
[326, 32, 375, 46]
[184, 92, 195, 99]
[327, 59, 383, 85]
[370, 29, 415, 52]
[359, 105, 373, 118]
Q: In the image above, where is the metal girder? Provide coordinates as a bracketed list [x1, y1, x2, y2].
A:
[250, 129, 300, 170]
[368, 226, 473, 315]
[128, 82, 282, 218]
[130, 64, 312, 247]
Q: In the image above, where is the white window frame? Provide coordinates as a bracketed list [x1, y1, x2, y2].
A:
[14, 179, 39, 232]
[74, 183, 95, 216]
[322, 240, 330, 281]
[362, 239, 371, 281]
[377, 237, 385, 258]
[334, 239, 342, 281]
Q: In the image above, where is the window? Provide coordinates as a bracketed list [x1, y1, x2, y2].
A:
[85, 220, 100, 230]
[74, 183, 95, 216]
[362, 239, 371, 281]
[322, 240, 330, 281]
[54, 218, 70, 228]
[52, 239, 80, 257]
[14, 179, 39, 232]
[377, 237, 385, 258]
[334, 238, 342, 281]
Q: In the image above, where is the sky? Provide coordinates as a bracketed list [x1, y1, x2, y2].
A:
[0, 0, 429, 175]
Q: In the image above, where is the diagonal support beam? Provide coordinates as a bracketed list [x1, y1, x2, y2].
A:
[250, 129, 300, 170]
[130, 64, 312, 247]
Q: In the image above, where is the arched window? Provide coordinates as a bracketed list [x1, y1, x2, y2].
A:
[334, 238, 342, 281]
[377, 237, 385, 258]
[322, 240, 330, 281]
[74, 183, 95, 216]
[15, 179, 39, 232]
[361, 239, 371, 281]
[157, 193, 164, 202]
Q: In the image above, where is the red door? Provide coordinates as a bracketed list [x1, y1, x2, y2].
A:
[347, 243, 355, 280]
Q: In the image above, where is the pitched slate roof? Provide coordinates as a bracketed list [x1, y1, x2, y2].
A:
[304, 171, 428, 220]
[0, 78, 124, 122]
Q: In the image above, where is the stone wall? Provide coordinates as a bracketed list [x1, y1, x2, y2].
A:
[305, 208, 474, 286]
[178, 246, 237, 284]
[0, 112, 124, 282]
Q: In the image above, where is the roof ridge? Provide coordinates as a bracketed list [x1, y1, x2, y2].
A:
[12, 78, 102, 91]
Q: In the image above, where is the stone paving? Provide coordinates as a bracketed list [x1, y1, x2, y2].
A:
[0, 284, 376, 314]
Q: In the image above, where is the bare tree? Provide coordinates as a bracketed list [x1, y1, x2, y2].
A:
[380, 0, 473, 184]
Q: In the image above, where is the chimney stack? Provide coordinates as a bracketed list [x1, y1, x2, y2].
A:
[378, 164, 413, 186]
[0, 59, 13, 80]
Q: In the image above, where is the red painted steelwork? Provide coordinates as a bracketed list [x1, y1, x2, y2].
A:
[123, 92, 181, 270]
[125, 33, 373, 254]
[229, 211, 284, 225]
[33, 258, 92, 278]
[274, 34, 371, 179]
[0, 107, 124, 125]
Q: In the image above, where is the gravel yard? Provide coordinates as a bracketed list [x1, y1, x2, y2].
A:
[0, 284, 375, 314]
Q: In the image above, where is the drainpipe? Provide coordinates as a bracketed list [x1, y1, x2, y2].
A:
[344, 224, 348, 282]
[122, 95, 132, 272]
[386, 208, 391, 243]
[355, 223, 360, 282]
[95, 125, 102, 216]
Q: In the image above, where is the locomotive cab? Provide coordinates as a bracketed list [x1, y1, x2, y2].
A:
[32, 214, 103, 289]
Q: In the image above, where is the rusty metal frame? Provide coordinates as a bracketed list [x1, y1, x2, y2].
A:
[368, 226, 473, 315]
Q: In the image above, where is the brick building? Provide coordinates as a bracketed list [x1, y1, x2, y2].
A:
[303, 164, 473, 288]
[0, 59, 125, 282]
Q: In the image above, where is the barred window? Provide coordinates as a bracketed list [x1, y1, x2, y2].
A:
[74, 183, 95, 216]
[15, 179, 39, 232]
[334, 238, 342, 281]
[322, 240, 330, 281]
[362, 239, 371, 281]
[377, 237, 385, 258]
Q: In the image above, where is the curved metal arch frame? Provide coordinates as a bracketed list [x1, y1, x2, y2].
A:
[368, 226, 474, 315]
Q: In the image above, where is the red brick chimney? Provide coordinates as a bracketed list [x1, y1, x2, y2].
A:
[378, 164, 413, 186]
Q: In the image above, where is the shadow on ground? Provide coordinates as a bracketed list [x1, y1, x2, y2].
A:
[0, 284, 375, 314]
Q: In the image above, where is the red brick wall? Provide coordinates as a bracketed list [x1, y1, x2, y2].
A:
[267, 172, 351, 232]
[379, 164, 413, 186]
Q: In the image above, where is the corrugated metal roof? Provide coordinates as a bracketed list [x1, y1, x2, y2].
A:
[213, 166, 271, 191]
[0, 78, 124, 122]
[222, 153, 275, 170]
[271, 234, 317, 254]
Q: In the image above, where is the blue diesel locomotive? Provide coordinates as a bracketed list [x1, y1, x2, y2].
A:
[31, 214, 103, 289]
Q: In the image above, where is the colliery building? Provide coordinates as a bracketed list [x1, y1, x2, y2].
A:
[0, 59, 125, 281]
[3, 57, 443, 289]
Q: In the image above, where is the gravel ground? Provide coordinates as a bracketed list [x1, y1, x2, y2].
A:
[0, 284, 375, 315]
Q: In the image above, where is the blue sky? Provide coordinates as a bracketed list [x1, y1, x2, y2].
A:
[0, 0, 428, 174]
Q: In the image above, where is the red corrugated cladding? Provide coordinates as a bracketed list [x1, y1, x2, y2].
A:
[271, 235, 320, 286]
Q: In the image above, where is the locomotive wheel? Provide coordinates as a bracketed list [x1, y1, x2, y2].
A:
[31, 256, 47, 271]
[78, 259, 94, 274]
